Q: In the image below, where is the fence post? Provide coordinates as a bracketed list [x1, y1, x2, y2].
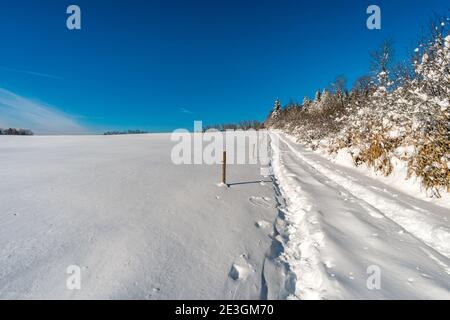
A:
[222, 151, 227, 185]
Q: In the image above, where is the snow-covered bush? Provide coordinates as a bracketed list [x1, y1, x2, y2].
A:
[406, 31, 450, 195]
[265, 20, 449, 196]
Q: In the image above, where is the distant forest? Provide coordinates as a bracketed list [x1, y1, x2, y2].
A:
[203, 120, 264, 132]
[103, 129, 149, 135]
[0, 128, 34, 136]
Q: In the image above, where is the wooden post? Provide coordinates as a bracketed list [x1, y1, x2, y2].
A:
[222, 151, 227, 185]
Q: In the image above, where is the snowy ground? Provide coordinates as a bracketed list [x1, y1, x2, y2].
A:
[0, 134, 278, 299]
[270, 132, 450, 299]
[1, 132, 449, 300]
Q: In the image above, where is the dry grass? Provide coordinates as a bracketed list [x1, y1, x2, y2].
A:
[408, 121, 450, 196]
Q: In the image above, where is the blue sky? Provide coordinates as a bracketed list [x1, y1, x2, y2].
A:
[0, 0, 448, 134]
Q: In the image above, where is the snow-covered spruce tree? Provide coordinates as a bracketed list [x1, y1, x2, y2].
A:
[302, 96, 311, 110]
[314, 90, 321, 102]
[265, 99, 282, 127]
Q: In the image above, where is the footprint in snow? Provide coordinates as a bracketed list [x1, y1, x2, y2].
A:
[229, 264, 250, 281]
[249, 196, 274, 208]
[228, 260, 254, 282]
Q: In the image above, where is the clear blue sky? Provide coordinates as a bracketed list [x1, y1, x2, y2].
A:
[0, 0, 448, 134]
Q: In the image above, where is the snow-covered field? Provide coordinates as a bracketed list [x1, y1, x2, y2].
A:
[270, 132, 450, 299]
[0, 134, 278, 299]
[1, 132, 449, 300]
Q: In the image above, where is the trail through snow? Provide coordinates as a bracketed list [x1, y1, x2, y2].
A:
[269, 132, 450, 299]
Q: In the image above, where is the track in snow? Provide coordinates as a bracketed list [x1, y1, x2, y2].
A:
[269, 132, 450, 299]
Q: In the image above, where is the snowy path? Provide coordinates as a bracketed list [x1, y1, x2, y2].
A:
[270, 132, 450, 299]
[0, 134, 278, 299]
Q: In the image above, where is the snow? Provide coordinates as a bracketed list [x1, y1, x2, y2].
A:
[1, 132, 449, 300]
[269, 132, 450, 299]
[0, 133, 278, 299]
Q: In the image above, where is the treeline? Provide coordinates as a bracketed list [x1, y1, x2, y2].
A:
[0, 128, 34, 136]
[265, 18, 449, 196]
[104, 129, 149, 135]
[203, 120, 264, 132]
